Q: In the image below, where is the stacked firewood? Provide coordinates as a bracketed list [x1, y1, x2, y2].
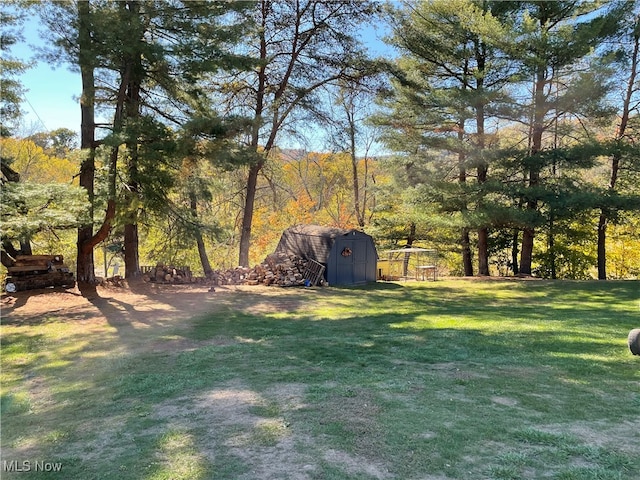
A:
[210, 254, 314, 287]
[253, 253, 307, 286]
[141, 254, 321, 288]
[4, 255, 75, 292]
[142, 264, 193, 284]
[208, 266, 253, 286]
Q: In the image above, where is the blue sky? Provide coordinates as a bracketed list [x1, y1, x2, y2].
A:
[14, 13, 393, 140]
[14, 16, 82, 135]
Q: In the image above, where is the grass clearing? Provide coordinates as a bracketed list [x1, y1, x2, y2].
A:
[1, 279, 639, 479]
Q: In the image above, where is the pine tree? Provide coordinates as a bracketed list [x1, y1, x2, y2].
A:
[379, 0, 514, 275]
[597, 12, 640, 279]
[40, 0, 253, 281]
[495, 0, 629, 275]
[1, 182, 90, 239]
[0, 2, 29, 137]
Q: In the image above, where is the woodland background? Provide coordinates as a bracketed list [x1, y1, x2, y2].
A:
[1, 0, 639, 283]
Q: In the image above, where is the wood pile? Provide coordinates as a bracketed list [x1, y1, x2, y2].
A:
[142, 264, 194, 284]
[210, 253, 317, 287]
[140, 254, 324, 288]
[4, 255, 75, 292]
[98, 275, 126, 288]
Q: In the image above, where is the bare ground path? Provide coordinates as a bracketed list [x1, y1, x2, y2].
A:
[2, 279, 638, 480]
[1, 282, 389, 479]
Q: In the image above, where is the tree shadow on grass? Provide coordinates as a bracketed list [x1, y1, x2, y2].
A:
[1, 287, 86, 324]
[2, 280, 637, 479]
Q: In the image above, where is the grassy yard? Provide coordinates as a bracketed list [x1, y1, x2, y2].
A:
[1, 280, 639, 479]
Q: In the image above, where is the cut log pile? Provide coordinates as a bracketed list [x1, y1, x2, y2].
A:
[2, 252, 324, 292]
[141, 254, 324, 288]
[141, 264, 194, 284]
[211, 253, 322, 287]
[4, 255, 75, 292]
[252, 253, 307, 286]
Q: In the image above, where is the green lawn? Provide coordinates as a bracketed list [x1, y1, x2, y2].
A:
[2, 280, 639, 479]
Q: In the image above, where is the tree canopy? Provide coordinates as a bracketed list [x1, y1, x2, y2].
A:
[2, 0, 639, 283]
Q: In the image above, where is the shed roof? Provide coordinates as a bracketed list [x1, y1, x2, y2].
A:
[385, 248, 437, 253]
[274, 224, 354, 263]
[286, 224, 349, 238]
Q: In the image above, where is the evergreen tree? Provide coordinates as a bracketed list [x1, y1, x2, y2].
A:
[597, 11, 640, 279]
[74, 0, 101, 283]
[40, 0, 253, 281]
[0, 1, 28, 137]
[379, 0, 514, 275]
[494, 0, 629, 275]
[380, 0, 631, 277]
[1, 182, 90, 242]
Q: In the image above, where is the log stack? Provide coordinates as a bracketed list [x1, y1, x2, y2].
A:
[4, 255, 75, 292]
[142, 264, 193, 284]
[260, 253, 307, 286]
[210, 254, 316, 287]
[140, 254, 323, 288]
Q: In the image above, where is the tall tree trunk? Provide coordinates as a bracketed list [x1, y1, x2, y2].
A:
[76, 1, 135, 282]
[511, 229, 520, 275]
[520, 223, 535, 275]
[196, 234, 213, 278]
[403, 222, 417, 276]
[190, 191, 214, 277]
[461, 228, 473, 277]
[351, 137, 364, 228]
[76, 0, 96, 283]
[520, 66, 546, 275]
[457, 114, 474, 277]
[123, 151, 140, 279]
[476, 156, 489, 275]
[123, 142, 140, 279]
[124, 224, 139, 278]
[239, 161, 263, 267]
[597, 17, 638, 279]
[477, 227, 489, 275]
[122, 0, 143, 279]
[475, 32, 490, 276]
[238, 3, 267, 267]
[346, 98, 365, 228]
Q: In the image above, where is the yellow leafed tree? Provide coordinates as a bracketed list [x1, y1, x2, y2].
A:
[1, 138, 79, 184]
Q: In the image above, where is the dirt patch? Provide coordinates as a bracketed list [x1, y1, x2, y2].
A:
[2, 283, 205, 319]
[542, 420, 640, 456]
[147, 380, 391, 480]
[1, 281, 371, 480]
[491, 396, 519, 407]
[0, 281, 303, 327]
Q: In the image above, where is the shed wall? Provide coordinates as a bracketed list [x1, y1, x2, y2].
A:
[273, 225, 377, 286]
[327, 231, 377, 285]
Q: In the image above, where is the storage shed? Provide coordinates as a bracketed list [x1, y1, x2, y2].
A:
[274, 224, 378, 286]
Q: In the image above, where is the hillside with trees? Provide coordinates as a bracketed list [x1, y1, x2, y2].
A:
[1, 0, 638, 287]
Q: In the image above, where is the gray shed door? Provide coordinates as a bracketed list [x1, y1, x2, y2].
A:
[336, 239, 368, 284]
